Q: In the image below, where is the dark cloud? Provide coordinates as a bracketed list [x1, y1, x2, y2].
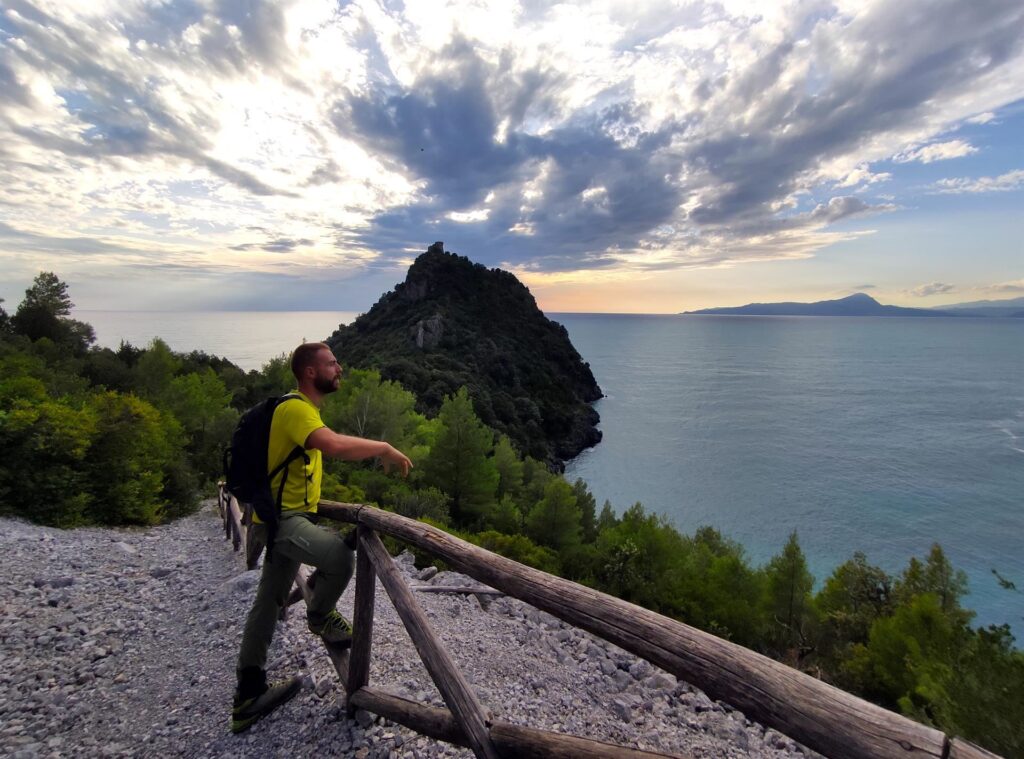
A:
[230, 237, 315, 253]
[334, 37, 686, 268]
[0, 220, 139, 255]
[337, 36, 544, 209]
[688, 0, 1024, 226]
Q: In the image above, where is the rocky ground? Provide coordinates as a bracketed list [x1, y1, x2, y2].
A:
[0, 501, 819, 758]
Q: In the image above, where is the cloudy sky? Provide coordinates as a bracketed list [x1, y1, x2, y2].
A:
[0, 0, 1022, 313]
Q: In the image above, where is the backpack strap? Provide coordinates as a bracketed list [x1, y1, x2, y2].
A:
[272, 445, 308, 508]
[267, 394, 312, 509]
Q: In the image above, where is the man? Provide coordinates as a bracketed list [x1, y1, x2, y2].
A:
[232, 342, 412, 733]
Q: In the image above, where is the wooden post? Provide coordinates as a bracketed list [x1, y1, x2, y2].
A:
[360, 529, 500, 759]
[316, 501, 949, 759]
[347, 525, 376, 715]
[244, 516, 265, 571]
[226, 495, 243, 552]
[294, 567, 350, 684]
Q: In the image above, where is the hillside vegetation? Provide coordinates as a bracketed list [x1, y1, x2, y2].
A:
[0, 272, 1020, 757]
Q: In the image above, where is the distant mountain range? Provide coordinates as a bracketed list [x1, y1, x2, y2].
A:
[684, 293, 1024, 317]
[935, 296, 1024, 317]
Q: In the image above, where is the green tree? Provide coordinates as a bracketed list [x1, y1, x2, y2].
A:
[83, 392, 182, 525]
[163, 368, 238, 484]
[675, 526, 765, 646]
[816, 552, 893, 673]
[132, 338, 181, 403]
[763, 531, 816, 660]
[596, 500, 619, 531]
[483, 494, 522, 534]
[492, 434, 524, 499]
[0, 390, 96, 527]
[325, 368, 422, 452]
[392, 486, 450, 524]
[844, 593, 960, 718]
[595, 503, 687, 615]
[572, 478, 598, 543]
[525, 478, 582, 551]
[518, 456, 553, 514]
[11, 272, 95, 351]
[895, 544, 970, 620]
[422, 387, 498, 525]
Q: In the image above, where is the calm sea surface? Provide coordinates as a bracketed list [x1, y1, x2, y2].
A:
[557, 314, 1024, 633]
[84, 310, 1024, 631]
[81, 310, 359, 371]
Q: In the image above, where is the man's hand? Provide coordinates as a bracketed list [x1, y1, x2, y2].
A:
[380, 443, 413, 477]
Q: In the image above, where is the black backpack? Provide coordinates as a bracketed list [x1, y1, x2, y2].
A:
[223, 394, 308, 560]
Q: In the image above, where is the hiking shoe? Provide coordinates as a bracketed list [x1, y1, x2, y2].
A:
[230, 676, 302, 734]
[307, 609, 353, 648]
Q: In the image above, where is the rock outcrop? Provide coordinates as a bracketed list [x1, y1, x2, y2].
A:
[326, 243, 603, 468]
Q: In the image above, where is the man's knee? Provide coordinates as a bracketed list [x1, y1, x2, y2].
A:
[319, 543, 354, 576]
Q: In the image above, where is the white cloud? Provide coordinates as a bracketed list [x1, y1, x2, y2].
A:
[894, 139, 978, 164]
[989, 279, 1024, 293]
[930, 169, 1024, 194]
[909, 282, 956, 297]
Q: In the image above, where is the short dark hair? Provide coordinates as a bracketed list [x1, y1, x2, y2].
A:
[291, 342, 331, 381]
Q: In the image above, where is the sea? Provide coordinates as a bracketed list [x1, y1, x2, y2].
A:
[82, 310, 1024, 632]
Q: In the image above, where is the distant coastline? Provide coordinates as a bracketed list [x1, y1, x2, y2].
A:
[684, 292, 1024, 318]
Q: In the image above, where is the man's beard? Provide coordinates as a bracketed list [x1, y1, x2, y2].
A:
[313, 374, 339, 394]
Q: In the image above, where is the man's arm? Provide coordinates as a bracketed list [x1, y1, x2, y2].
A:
[305, 427, 412, 477]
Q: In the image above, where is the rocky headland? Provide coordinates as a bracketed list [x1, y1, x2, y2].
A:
[0, 503, 818, 758]
[326, 243, 602, 469]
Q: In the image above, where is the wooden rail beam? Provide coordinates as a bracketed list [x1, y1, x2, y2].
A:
[360, 528, 500, 759]
[411, 585, 504, 596]
[349, 687, 686, 759]
[949, 738, 1003, 759]
[316, 500, 949, 759]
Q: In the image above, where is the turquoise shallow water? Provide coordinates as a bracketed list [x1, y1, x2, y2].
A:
[558, 314, 1024, 633]
[84, 309, 1024, 632]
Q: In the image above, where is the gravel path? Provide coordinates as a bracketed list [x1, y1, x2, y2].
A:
[0, 501, 817, 758]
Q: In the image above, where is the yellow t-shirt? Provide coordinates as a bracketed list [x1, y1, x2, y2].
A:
[264, 391, 324, 517]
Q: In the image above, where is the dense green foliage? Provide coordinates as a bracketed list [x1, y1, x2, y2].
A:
[325, 244, 602, 467]
[2, 272, 1020, 756]
[0, 273, 236, 525]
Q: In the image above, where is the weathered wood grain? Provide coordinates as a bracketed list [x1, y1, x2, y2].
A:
[360, 529, 499, 759]
[226, 494, 243, 552]
[949, 737, 1003, 759]
[243, 520, 264, 570]
[346, 525, 376, 715]
[294, 567, 350, 684]
[316, 500, 949, 759]
[411, 585, 504, 596]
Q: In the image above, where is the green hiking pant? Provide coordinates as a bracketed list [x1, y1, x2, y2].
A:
[236, 510, 354, 675]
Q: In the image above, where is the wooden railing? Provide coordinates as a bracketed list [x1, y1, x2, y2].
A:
[215, 486, 1001, 759]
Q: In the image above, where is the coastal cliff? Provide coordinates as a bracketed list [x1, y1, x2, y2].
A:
[326, 243, 603, 468]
